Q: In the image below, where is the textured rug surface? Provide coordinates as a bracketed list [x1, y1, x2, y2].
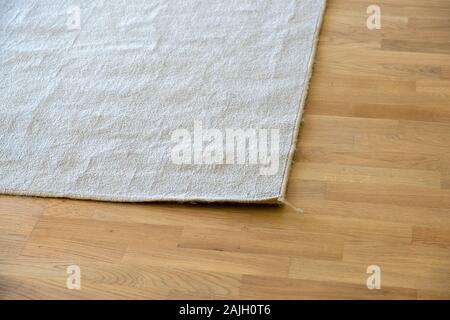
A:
[0, 0, 326, 203]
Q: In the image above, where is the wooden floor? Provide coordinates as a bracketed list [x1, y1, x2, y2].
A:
[1, 0, 450, 299]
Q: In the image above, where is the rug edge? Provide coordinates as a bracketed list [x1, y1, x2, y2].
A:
[0, 188, 281, 204]
[278, 0, 328, 205]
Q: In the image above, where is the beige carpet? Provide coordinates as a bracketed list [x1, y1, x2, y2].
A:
[0, 0, 326, 203]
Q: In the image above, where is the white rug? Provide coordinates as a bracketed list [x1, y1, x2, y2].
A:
[0, 0, 326, 203]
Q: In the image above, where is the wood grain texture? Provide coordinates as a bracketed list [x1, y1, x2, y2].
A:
[1, 0, 450, 299]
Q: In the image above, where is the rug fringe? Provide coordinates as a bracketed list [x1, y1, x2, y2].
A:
[279, 197, 304, 213]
